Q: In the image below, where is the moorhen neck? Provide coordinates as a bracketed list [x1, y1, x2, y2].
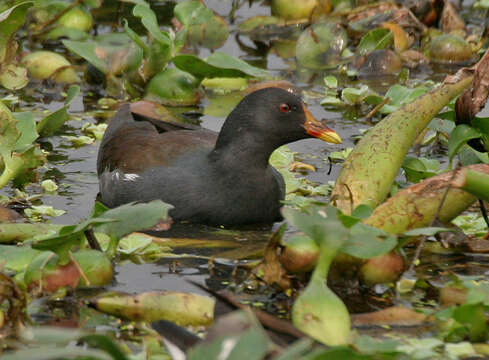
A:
[97, 87, 341, 225]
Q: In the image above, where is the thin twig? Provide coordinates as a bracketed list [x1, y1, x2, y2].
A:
[188, 280, 305, 339]
[407, 164, 461, 272]
[365, 97, 391, 119]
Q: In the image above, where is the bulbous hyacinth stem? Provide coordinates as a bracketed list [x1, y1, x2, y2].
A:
[364, 164, 489, 234]
[331, 75, 474, 215]
[292, 242, 351, 346]
[453, 167, 489, 202]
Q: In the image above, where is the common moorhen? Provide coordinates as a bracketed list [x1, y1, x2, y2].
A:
[97, 87, 341, 225]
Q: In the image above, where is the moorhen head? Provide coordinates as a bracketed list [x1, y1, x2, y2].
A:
[97, 87, 341, 226]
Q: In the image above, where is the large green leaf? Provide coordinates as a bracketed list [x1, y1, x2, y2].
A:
[0, 101, 45, 188]
[13, 112, 38, 151]
[63, 39, 108, 73]
[173, 52, 268, 79]
[402, 156, 441, 183]
[357, 28, 393, 55]
[133, 4, 171, 46]
[342, 223, 397, 259]
[448, 125, 482, 162]
[0, 64, 28, 90]
[37, 85, 80, 137]
[94, 200, 173, 239]
[206, 52, 268, 78]
[1, 346, 113, 360]
[174, 0, 213, 26]
[0, 2, 33, 63]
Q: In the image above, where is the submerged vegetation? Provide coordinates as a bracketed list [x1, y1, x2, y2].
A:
[0, 0, 488, 359]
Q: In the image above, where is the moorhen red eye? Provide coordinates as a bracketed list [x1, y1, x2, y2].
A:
[97, 87, 341, 226]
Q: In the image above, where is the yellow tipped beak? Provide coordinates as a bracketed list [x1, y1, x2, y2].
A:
[302, 105, 342, 144]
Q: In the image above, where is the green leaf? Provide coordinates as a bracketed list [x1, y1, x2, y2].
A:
[375, 83, 430, 115]
[452, 303, 488, 342]
[94, 200, 173, 239]
[41, 179, 58, 192]
[448, 125, 482, 162]
[0, 101, 45, 188]
[174, 53, 268, 79]
[342, 223, 397, 259]
[357, 28, 393, 55]
[324, 75, 338, 89]
[341, 85, 371, 105]
[44, 26, 89, 41]
[273, 339, 315, 360]
[24, 205, 65, 221]
[84, 0, 104, 7]
[429, 118, 455, 133]
[187, 313, 269, 360]
[173, 54, 242, 79]
[133, 4, 171, 46]
[13, 112, 38, 151]
[21, 326, 86, 345]
[402, 156, 440, 183]
[282, 206, 348, 251]
[37, 85, 80, 137]
[452, 213, 488, 236]
[1, 346, 113, 360]
[472, 116, 489, 136]
[0, 64, 28, 90]
[174, 0, 213, 26]
[120, 0, 150, 6]
[62, 39, 108, 73]
[206, 52, 268, 78]
[0, 244, 40, 273]
[118, 233, 153, 255]
[351, 204, 374, 219]
[0, 2, 33, 63]
[328, 148, 353, 162]
[31, 218, 114, 260]
[354, 335, 402, 355]
[123, 19, 149, 57]
[80, 334, 129, 360]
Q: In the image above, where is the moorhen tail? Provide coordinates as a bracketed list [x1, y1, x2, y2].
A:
[97, 87, 341, 225]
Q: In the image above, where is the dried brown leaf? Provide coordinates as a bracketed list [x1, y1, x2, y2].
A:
[440, 1, 465, 33]
[453, 48, 489, 123]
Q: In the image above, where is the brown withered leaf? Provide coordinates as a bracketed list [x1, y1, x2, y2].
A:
[454, 48, 489, 124]
[311, 0, 332, 22]
[400, 49, 429, 68]
[440, 0, 465, 33]
[0, 272, 26, 336]
[347, 5, 425, 39]
[252, 224, 291, 290]
[345, 2, 399, 23]
[439, 286, 467, 306]
[352, 306, 430, 327]
[464, 238, 489, 253]
[0, 206, 22, 223]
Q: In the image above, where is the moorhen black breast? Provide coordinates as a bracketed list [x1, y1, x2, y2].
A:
[97, 87, 341, 225]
